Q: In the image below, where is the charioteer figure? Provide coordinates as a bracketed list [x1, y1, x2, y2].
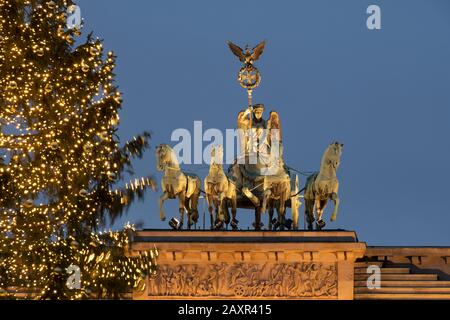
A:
[237, 103, 283, 165]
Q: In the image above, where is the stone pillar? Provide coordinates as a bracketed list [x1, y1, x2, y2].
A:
[336, 252, 355, 300]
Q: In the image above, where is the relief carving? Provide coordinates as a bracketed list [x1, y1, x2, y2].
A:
[148, 263, 337, 298]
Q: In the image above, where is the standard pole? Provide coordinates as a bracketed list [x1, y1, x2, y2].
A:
[248, 89, 253, 129]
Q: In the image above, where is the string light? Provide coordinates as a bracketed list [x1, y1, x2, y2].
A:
[0, 0, 157, 299]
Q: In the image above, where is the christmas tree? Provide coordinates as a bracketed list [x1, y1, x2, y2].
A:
[0, 0, 157, 299]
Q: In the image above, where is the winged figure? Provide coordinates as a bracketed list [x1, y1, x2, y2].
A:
[267, 111, 282, 145]
[227, 40, 266, 67]
[236, 106, 282, 155]
[267, 111, 283, 159]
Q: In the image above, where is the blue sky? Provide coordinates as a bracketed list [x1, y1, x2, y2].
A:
[77, 0, 450, 246]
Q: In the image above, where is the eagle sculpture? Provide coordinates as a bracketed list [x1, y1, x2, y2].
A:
[227, 40, 266, 67]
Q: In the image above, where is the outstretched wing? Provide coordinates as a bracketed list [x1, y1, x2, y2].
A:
[251, 40, 266, 61]
[237, 110, 250, 130]
[227, 41, 245, 62]
[267, 111, 282, 142]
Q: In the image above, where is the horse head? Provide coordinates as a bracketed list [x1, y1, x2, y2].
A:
[210, 145, 224, 166]
[322, 142, 344, 172]
[156, 144, 178, 171]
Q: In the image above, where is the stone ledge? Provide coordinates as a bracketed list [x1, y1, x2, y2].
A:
[135, 229, 359, 242]
[133, 230, 361, 248]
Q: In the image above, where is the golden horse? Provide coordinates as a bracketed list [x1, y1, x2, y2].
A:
[156, 144, 201, 229]
[204, 145, 238, 230]
[260, 157, 292, 230]
[304, 142, 343, 230]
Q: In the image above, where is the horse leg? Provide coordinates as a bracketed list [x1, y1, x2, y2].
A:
[218, 193, 225, 223]
[215, 193, 225, 230]
[206, 193, 213, 229]
[184, 197, 192, 229]
[223, 199, 231, 227]
[178, 192, 186, 229]
[189, 192, 200, 227]
[304, 199, 314, 230]
[159, 192, 169, 221]
[230, 196, 238, 230]
[278, 199, 286, 230]
[261, 189, 271, 215]
[213, 200, 219, 227]
[206, 193, 215, 229]
[330, 193, 340, 222]
[315, 199, 327, 230]
[268, 206, 274, 231]
[315, 199, 325, 230]
[254, 207, 262, 231]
